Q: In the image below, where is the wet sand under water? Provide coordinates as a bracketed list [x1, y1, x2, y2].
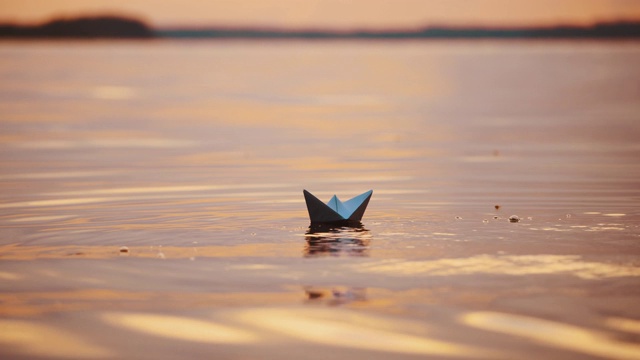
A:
[1, 40, 640, 359]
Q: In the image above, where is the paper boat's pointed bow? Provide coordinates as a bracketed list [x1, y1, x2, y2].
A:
[303, 189, 372, 224]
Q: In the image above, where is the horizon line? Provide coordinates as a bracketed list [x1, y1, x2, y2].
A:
[2, 12, 640, 31]
[2, 15, 640, 40]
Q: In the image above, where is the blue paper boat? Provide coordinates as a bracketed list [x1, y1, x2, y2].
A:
[303, 189, 373, 224]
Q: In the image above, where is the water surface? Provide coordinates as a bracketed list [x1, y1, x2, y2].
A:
[1, 40, 639, 359]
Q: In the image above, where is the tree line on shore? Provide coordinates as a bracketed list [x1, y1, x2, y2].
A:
[1, 15, 639, 39]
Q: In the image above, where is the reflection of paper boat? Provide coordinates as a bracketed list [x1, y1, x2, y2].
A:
[303, 189, 373, 224]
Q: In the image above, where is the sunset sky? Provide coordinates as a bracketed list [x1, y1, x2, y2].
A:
[1, 0, 640, 29]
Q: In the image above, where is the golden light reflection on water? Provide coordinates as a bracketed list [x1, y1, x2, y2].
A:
[0, 170, 114, 180]
[91, 85, 137, 100]
[45, 183, 291, 197]
[11, 138, 197, 150]
[355, 255, 640, 279]
[607, 317, 640, 335]
[0, 197, 126, 209]
[8, 215, 77, 223]
[261, 155, 386, 171]
[235, 308, 484, 357]
[0, 243, 301, 260]
[0, 289, 151, 316]
[0, 319, 112, 358]
[3, 128, 199, 149]
[0, 289, 303, 317]
[103, 313, 258, 344]
[156, 97, 394, 136]
[462, 312, 640, 360]
[0, 271, 22, 280]
[0, 185, 296, 209]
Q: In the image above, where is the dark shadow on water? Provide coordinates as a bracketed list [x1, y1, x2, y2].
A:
[304, 223, 371, 257]
[303, 286, 367, 306]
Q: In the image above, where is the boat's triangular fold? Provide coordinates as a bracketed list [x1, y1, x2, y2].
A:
[344, 190, 373, 221]
[303, 190, 344, 223]
[303, 189, 372, 224]
[328, 194, 354, 219]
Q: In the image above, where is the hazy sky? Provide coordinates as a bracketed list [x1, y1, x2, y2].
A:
[1, 0, 640, 28]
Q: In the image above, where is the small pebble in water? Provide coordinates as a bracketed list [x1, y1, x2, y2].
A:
[508, 215, 520, 223]
[495, 205, 500, 210]
[493, 216, 499, 220]
[455, 216, 462, 220]
[119, 246, 129, 254]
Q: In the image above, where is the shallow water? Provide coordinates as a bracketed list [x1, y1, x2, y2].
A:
[1, 40, 640, 359]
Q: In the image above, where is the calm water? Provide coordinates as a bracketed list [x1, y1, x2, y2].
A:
[1, 40, 640, 359]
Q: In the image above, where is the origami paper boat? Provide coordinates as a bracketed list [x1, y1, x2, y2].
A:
[303, 189, 373, 224]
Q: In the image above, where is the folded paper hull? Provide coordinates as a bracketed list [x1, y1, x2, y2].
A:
[303, 189, 372, 225]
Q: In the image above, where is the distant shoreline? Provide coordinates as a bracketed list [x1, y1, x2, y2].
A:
[1, 15, 640, 40]
[0, 16, 154, 39]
